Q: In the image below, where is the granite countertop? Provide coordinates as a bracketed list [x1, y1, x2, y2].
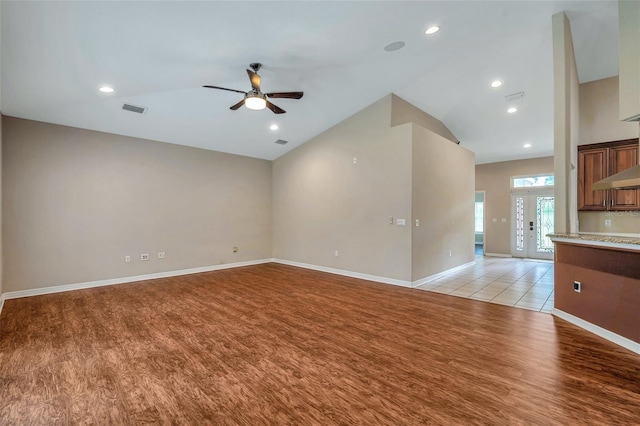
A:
[548, 233, 640, 248]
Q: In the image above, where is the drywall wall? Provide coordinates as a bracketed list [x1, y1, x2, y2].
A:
[273, 94, 472, 283]
[273, 95, 413, 281]
[578, 77, 640, 234]
[553, 12, 579, 234]
[0, 114, 3, 299]
[412, 123, 475, 281]
[2, 117, 272, 292]
[579, 76, 638, 145]
[391, 94, 458, 143]
[475, 157, 554, 256]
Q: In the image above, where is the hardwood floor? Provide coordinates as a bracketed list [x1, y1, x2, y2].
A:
[1, 263, 639, 425]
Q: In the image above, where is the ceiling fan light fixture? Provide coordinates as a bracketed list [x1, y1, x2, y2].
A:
[245, 95, 266, 110]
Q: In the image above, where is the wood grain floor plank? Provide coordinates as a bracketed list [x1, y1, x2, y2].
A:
[1, 263, 639, 425]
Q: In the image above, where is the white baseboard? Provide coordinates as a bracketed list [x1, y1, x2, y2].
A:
[272, 258, 413, 288]
[553, 309, 640, 355]
[411, 261, 475, 287]
[1, 259, 273, 301]
[484, 252, 512, 258]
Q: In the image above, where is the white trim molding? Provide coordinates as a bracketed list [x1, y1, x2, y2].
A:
[411, 261, 475, 288]
[484, 252, 512, 258]
[273, 258, 413, 288]
[553, 309, 640, 355]
[2, 259, 273, 301]
[0, 294, 5, 317]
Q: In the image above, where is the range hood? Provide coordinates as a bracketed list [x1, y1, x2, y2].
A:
[592, 164, 640, 190]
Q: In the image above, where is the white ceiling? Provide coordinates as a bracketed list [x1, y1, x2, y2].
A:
[0, 1, 619, 164]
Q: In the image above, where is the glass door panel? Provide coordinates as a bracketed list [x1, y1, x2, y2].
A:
[512, 190, 554, 260]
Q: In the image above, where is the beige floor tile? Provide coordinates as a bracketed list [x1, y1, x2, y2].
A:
[450, 289, 477, 297]
[516, 301, 545, 310]
[423, 255, 555, 313]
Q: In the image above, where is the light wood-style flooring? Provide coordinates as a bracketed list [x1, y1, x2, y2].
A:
[1, 263, 639, 424]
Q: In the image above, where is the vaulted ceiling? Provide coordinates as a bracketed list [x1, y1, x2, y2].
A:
[0, 1, 618, 164]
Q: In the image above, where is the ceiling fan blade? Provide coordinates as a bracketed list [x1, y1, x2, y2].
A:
[246, 69, 261, 91]
[265, 92, 304, 99]
[265, 100, 286, 114]
[229, 99, 245, 110]
[203, 85, 246, 94]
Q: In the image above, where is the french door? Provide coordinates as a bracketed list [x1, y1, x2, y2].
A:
[511, 190, 554, 260]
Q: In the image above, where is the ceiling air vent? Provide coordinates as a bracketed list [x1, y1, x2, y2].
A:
[275, 139, 288, 145]
[504, 92, 525, 102]
[122, 103, 147, 114]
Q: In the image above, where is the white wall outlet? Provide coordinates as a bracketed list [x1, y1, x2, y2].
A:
[125, 255, 131, 263]
[604, 219, 612, 227]
[141, 253, 149, 261]
[334, 250, 339, 257]
[415, 219, 420, 227]
[233, 247, 238, 253]
[573, 281, 581, 293]
[449, 250, 452, 257]
[396, 218, 406, 226]
[353, 157, 357, 164]
[158, 252, 165, 259]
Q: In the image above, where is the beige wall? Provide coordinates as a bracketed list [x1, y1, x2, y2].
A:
[412, 123, 474, 280]
[579, 76, 638, 145]
[577, 76, 640, 234]
[273, 94, 473, 283]
[553, 12, 579, 235]
[2, 117, 272, 292]
[475, 157, 554, 255]
[273, 95, 414, 281]
[0, 114, 3, 298]
[391, 94, 458, 143]
[3, 94, 471, 292]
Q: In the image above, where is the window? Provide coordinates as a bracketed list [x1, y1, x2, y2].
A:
[512, 174, 554, 188]
[475, 202, 483, 232]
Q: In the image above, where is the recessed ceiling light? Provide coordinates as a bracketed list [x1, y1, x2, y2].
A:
[270, 124, 279, 131]
[99, 86, 114, 93]
[425, 26, 440, 35]
[384, 41, 406, 52]
[491, 80, 503, 88]
[507, 107, 518, 114]
[524, 143, 532, 148]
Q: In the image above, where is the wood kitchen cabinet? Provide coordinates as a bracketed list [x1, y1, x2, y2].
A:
[578, 139, 640, 211]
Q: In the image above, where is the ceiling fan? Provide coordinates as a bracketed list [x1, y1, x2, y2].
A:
[203, 63, 303, 114]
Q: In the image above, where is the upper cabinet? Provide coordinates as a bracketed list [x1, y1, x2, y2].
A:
[619, 0, 640, 122]
[578, 139, 640, 211]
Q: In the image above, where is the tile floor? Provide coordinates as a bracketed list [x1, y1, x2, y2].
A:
[416, 253, 554, 313]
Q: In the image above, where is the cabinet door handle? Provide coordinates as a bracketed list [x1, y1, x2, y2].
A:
[611, 198, 614, 207]
[603, 200, 606, 207]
